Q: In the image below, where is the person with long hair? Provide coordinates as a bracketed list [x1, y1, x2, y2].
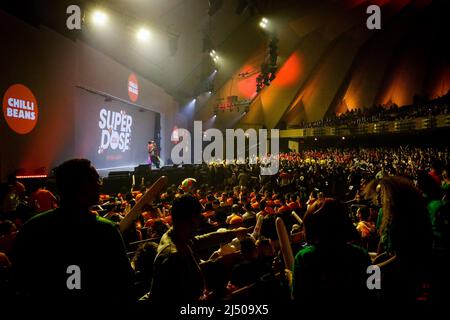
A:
[366, 176, 433, 303]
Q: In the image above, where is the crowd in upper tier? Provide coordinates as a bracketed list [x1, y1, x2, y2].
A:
[300, 94, 449, 129]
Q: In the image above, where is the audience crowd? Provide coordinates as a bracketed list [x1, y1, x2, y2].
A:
[0, 146, 449, 306]
[300, 96, 449, 129]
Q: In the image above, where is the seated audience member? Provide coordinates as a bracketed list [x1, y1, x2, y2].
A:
[367, 176, 433, 303]
[29, 183, 58, 213]
[201, 258, 230, 302]
[0, 220, 17, 260]
[242, 210, 256, 228]
[428, 186, 450, 303]
[256, 238, 275, 265]
[132, 241, 158, 299]
[229, 237, 271, 290]
[442, 164, 450, 191]
[147, 219, 169, 239]
[202, 202, 215, 219]
[150, 194, 249, 303]
[1, 174, 26, 215]
[260, 215, 280, 252]
[14, 159, 134, 303]
[355, 206, 378, 251]
[429, 160, 444, 186]
[226, 204, 242, 224]
[306, 191, 317, 208]
[292, 198, 371, 304]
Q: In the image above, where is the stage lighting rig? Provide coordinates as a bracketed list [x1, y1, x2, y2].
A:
[256, 33, 278, 93]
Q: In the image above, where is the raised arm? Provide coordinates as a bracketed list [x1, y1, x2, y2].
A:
[119, 176, 168, 234]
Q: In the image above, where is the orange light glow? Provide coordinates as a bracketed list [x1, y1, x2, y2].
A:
[237, 71, 259, 99]
[427, 64, 450, 99]
[274, 52, 303, 87]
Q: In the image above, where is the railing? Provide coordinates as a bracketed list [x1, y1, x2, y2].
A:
[281, 114, 450, 138]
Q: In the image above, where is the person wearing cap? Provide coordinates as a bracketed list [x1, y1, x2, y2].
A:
[229, 215, 244, 228]
[180, 178, 197, 193]
[251, 201, 260, 210]
[264, 206, 275, 215]
[277, 200, 291, 214]
[29, 182, 58, 213]
[226, 204, 242, 225]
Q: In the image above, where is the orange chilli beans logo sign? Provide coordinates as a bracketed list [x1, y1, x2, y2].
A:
[3, 84, 39, 134]
[128, 73, 139, 102]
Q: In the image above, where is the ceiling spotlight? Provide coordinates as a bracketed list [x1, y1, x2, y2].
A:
[91, 10, 108, 26]
[259, 17, 268, 29]
[136, 28, 150, 41]
[210, 50, 219, 62]
[342, 136, 346, 140]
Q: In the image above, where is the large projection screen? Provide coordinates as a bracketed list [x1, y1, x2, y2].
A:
[74, 88, 156, 171]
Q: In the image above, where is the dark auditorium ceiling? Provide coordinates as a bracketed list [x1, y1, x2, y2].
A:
[1, 0, 449, 130]
[0, 0, 294, 100]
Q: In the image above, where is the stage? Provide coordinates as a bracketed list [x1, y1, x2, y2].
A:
[99, 163, 194, 194]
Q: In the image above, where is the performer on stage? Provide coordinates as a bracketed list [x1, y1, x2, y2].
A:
[148, 140, 161, 169]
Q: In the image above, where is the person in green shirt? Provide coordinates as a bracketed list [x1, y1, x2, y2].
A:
[14, 159, 134, 303]
[292, 198, 371, 304]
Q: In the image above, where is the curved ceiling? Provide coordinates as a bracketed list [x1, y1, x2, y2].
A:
[195, 0, 449, 129]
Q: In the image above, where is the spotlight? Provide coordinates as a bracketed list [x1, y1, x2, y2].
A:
[314, 137, 318, 141]
[259, 17, 268, 29]
[193, 98, 197, 102]
[91, 10, 108, 26]
[210, 50, 219, 62]
[136, 28, 150, 41]
[342, 136, 346, 140]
